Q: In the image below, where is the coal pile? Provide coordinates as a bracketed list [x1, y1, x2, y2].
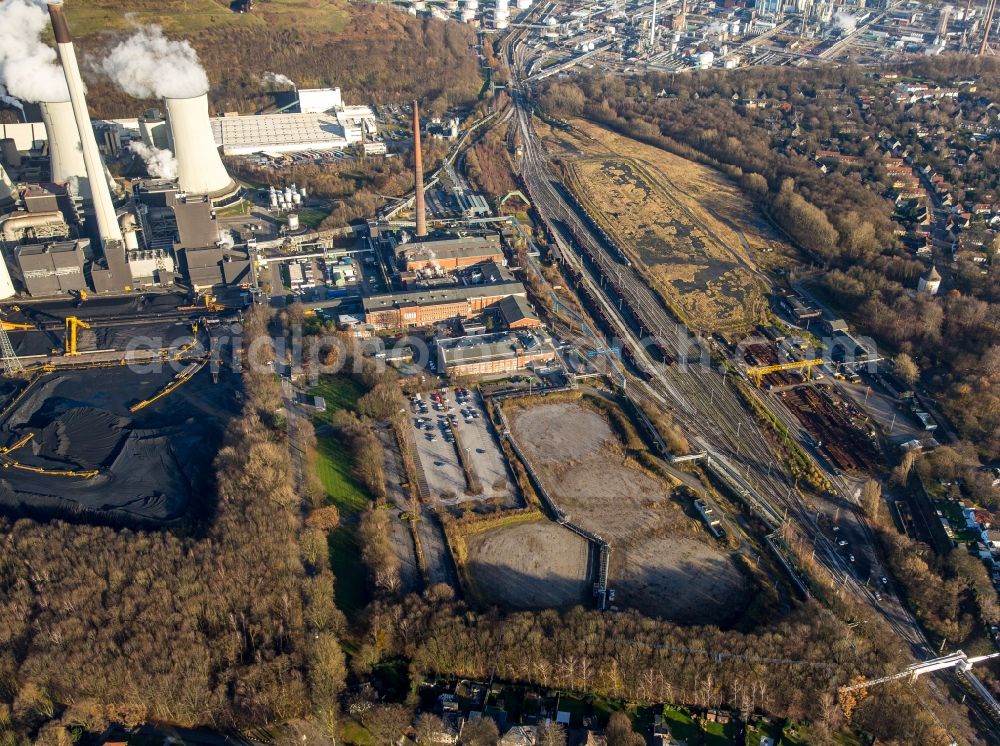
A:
[0, 362, 238, 524]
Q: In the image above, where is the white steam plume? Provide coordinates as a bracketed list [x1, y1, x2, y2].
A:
[129, 141, 178, 180]
[0, 0, 70, 103]
[0, 86, 25, 119]
[97, 26, 208, 99]
[833, 11, 857, 32]
[260, 71, 296, 89]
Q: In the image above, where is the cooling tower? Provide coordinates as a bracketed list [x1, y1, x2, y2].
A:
[0, 164, 15, 211]
[0, 250, 15, 300]
[39, 100, 86, 192]
[139, 110, 169, 151]
[163, 93, 238, 202]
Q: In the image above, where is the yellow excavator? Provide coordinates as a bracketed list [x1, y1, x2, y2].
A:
[65, 316, 90, 356]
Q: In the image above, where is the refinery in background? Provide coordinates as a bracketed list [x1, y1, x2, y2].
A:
[407, 0, 997, 70]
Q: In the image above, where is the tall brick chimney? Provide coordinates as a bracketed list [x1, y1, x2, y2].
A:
[413, 100, 427, 238]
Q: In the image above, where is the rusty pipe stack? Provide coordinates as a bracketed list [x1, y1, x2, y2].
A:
[413, 100, 427, 238]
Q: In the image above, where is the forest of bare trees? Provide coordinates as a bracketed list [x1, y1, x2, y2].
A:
[0, 309, 347, 743]
[354, 589, 960, 744]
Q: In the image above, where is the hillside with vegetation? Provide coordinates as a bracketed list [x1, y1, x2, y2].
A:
[65, 0, 483, 118]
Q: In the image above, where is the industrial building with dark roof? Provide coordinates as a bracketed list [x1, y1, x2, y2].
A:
[496, 294, 541, 329]
[395, 234, 505, 272]
[16, 239, 87, 295]
[362, 281, 526, 330]
[436, 329, 557, 378]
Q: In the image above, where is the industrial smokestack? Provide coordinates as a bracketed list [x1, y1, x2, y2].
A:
[412, 100, 427, 238]
[39, 100, 122, 203]
[163, 93, 238, 201]
[980, 0, 997, 55]
[650, 0, 657, 46]
[46, 1, 122, 246]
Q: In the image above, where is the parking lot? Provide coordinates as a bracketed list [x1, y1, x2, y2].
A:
[410, 387, 519, 507]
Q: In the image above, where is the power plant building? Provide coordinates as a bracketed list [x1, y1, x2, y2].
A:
[362, 281, 526, 330]
[211, 106, 377, 156]
[436, 329, 557, 377]
[395, 234, 505, 272]
[16, 239, 88, 296]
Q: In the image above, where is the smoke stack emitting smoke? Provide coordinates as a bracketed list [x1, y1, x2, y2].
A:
[413, 100, 427, 238]
[129, 141, 178, 180]
[96, 25, 209, 99]
[833, 11, 858, 32]
[0, 0, 70, 103]
[47, 0, 124, 245]
[261, 71, 296, 89]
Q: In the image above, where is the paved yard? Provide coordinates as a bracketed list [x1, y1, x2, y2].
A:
[409, 388, 518, 508]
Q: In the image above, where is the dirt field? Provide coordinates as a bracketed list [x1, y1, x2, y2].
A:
[507, 399, 749, 624]
[615, 537, 749, 624]
[511, 401, 609, 462]
[466, 520, 590, 609]
[547, 120, 797, 334]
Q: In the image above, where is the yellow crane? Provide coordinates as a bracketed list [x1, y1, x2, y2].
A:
[746, 358, 823, 387]
[64, 316, 91, 356]
[0, 320, 33, 331]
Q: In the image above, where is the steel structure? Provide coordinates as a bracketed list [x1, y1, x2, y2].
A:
[841, 651, 1000, 700]
[0, 326, 23, 376]
[746, 358, 823, 386]
[64, 316, 90, 356]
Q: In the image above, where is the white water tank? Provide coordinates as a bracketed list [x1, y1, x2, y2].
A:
[163, 93, 238, 202]
[287, 213, 300, 231]
[516, 0, 531, 9]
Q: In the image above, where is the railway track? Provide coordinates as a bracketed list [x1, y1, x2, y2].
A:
[502, 31, 1000, 743]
